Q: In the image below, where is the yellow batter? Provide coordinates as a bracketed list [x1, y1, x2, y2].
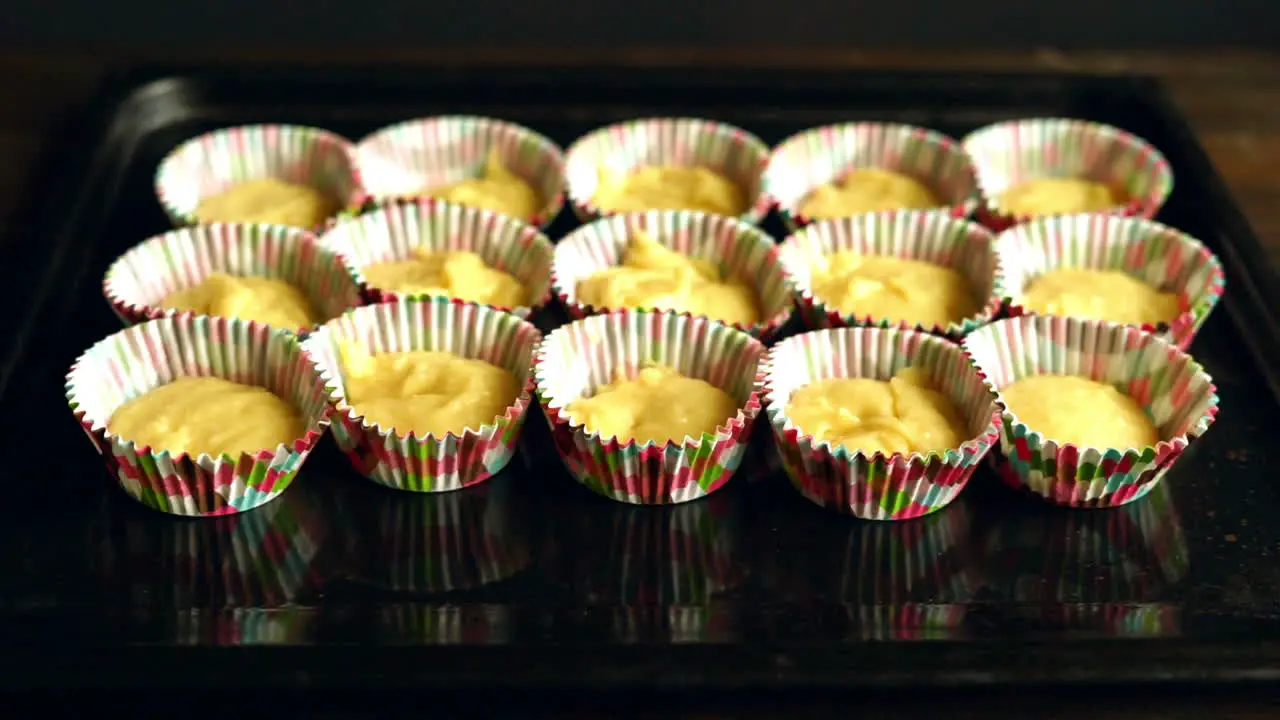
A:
[163, 273, 319, 330]
[418, 150, 540, 221]
[784, 367, 967, 456]
[194, 177, 341, 227]
[1021, 268, 1179, 326]
[108, 377, 305, 458]
[1000, 375, 1158, 449]
[360, 248, 528, 308]
[808, 251, 980, 328]
[566, 364, 738, 444]
[576, 230, 761, 326]
[997, 177, 1122, 217]
[798, 168, 941, 219]
[592, 166, 747, 217]
[338, 340, 518, 437]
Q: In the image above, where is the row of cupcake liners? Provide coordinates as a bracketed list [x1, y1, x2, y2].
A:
[153, 117, 1173, 242]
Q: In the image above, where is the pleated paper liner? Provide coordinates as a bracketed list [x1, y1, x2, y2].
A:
[961, 117, 1174, 232]
[375, 604, 513, 645]
[1040, 604, 1181, 638]
[848, 605, 970, 641]
[551, 209, 794, 340]
[563, 117, 773, 224]
[154, 124, 367, 231]
[172, 608, 318, 645]
[89, 479, 326, 610]
[762, 122, 981, 233]
[995, 213, 1225, 351]
[102, 222, 364, 333]
[534, 309, 766, 505]
[762, 326, 1001, 519]
[317, 198, 554, 319]
[777, 210, 1004, 337]
[962, 315, 1219, 508]
[355, 115, 566, 228]
[343, 471, 532, 594]
[66, 315, 333, 517]
[301, 299, 541, 493]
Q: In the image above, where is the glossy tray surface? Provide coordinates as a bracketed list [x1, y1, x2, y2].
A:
[2, 65, 1279, 690]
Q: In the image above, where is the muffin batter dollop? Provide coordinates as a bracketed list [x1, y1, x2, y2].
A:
[807, 250, 980, 328]
[998, 177, 1122, 217]
[575, 230, 761, 326]
[592, 166, 747, 217]
[419, 150, 541, 221]
[360, 248, 528, 309]
[566, 364, 738, 444]
[1021, 268, 1179, 327]
[339, 340, 519, 437]
[195, 177, 341, 227]
[108, 377, 305, 458]
[163, 273, 318, 330]
[1000, 375, 1158, 449]
[784, 367, 967, 456]
[799, 168, 941, 219]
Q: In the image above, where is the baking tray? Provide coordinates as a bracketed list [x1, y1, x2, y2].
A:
[2, 64, 1279, 692]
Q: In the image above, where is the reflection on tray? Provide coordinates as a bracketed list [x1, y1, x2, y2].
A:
[375, 604, 513, 645]
[612, 602, 738, 644]
[172, 608, 319, 645]
[88, 483, 326, 611]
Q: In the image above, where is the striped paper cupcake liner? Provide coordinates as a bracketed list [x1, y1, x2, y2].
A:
[103, 223, 364, 333]
[839, 497, 975, 605]
[348, 473, 531, 594]
[778, 210, 1003, 337]
[563, 117, 772, 225]
[376, 604, 512, 644]
[355, 115, 566, 227]
[66, 316, 332, 517]
[535, 310, 766, 505]
[155, 124, 367, 231]
[996, 213, 1225, 351]
[849, 604, 969, 640]
[961, 118, 1174, 232]
[173, 608, 318, 645]
[762, 326, 1001, 520]
[301, 299, 541, 493]
[91, 479, 325, 609]
[763, 122, 981, 232]
[551, 209, 793, 340]
[962, 315, 1219, 508]
[983, 475, 1187, 603]
[318, 198, 554, 319]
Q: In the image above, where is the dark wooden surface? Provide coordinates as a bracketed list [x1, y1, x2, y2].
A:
[3, 49, 1279, 717]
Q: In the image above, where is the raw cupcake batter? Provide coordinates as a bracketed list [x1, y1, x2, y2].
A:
[1000, 375, 1158, 449]
[566, 364, 738, 444]
[798, 168, 941, 219]
[807, 251, 980, 328]
[338, 340, 518, 437]
[1021, 268, 1180, 326]
[163, 272, 319, 330]
[591, 165, 747, 217]
[784, 367, 967, 456]
[108, 377, 304, 458]
[997, 177, 1122, 216]
[575, 230, 761, 326]
[195, 177, 341, 227]
[359, 248, 528, 308]
[418, 150, 541, 220]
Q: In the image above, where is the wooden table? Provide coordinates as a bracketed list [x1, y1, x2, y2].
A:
[2, 49, 1278, 718]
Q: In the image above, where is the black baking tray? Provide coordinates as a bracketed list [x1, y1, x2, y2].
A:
[2, 64, 1280, 693]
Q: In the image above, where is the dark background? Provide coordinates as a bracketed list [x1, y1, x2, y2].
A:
[1, 0, 1275, 49]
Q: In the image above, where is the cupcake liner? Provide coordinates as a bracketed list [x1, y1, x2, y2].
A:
[762, 122, 981, 232]
[551, 209, 793, 340]
[763, 326, 1001, 519]
[376, 604, 512, 644]
[962, 315, 1219, 508]
[317, 198, 554, 319]
[996, 213, 1225, 351]
[301, 298, 541, 493]
[355, 115, 566, 227]
[89, 479, 326, 609]
[534, 309, 766, 505]
[173, 608, 317, 645]
[103, 222, 365, 333]
[983, 473, 1187, 603]
[848, 604, 969, 640]
[778, 210, 1003, 336]
[961, 118, 1174, 232]
[66, 315, 333, 517]
[563, 117, 772, 224]
[155, 124, 366, 230]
